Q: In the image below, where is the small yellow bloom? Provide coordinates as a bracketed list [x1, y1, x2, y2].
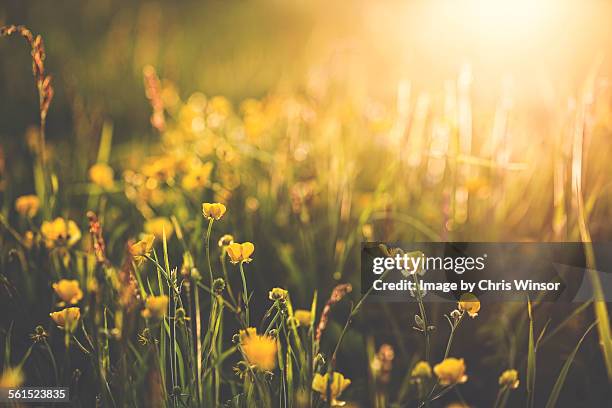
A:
[15, 195, 40, 217]
[269, 287, 288, 302]
[294, 309, 312, 326]
[50, 307, 81, 332]
[142, 295, 169, 319]
[434, 358, 468, 385]
[411, 361, 433, 378]
[202, 202, 227, 220]
[41, 217, 81, 248]
[130, 234, 155, 265]
[181, 162, 213, 190]
[312, 372, 352, 407]
[52, 279, 83, 304]
[89, 163, 114, 189]
[23, 230, 35, 249]
[226, 242, 254, 264]
[208, 95, 232, 117]
[0, 366, 24, 388]
[499, 369, 520, 389]
[239, 328, 277, 371]
[144, 217, 174, 239]
[458, 293, 480, 318]
[218, 234, 234, 247]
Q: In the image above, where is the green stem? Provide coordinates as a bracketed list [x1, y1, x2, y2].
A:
[411, 273, 430, 362]
[205, 219, 214, 301]
[221, 251, 238, 307]
[444, 313, 464, 360]
[43, 339, 59, 386]
[194, 284, 203, 404]
[240, 262, 250, 326]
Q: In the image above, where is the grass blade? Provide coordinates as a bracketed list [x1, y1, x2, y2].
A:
[526, 299, 536, 408]
[544, 321, 597, 408]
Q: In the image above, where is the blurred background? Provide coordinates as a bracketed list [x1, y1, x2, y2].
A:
[2, 0, 612, 406]
[3, 0, 612, 139]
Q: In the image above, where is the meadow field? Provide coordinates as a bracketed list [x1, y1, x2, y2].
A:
[1, 1, 612, 407]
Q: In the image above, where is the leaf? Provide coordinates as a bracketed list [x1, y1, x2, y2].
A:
[540, 301, 591, 346]
[4, 321, 13, 364]
[526, 298, 536, 408]
[544, 322, 596, 408]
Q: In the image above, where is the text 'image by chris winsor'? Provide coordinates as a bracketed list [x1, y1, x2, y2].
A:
[1, 1, 612, 407]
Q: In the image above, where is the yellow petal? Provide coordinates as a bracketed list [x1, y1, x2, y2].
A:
[241, 242, 255, 259]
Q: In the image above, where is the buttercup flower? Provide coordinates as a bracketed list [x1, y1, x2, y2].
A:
[130, 234, 155, 265]
[226, 242, 255, 264]
[15, 194, 40, 217]
[202, 202, 227, 220]
[0, 366, 24, 388]
[499, 369, 520, 389]
[52, 279, 83, 304]
[239, 328, 277, 371]
[434, 358, 468, 385]
[458, 293, 480, 318]
[411, 361, 433, 378]
[50, 307, 81, 332]
[294, 309, 312, 326]
[144, 217, 174, 238]
[23, 230, 35, 249]
[89, 163, 114, 189]
[41, 217, 81, 248]
[181, 162, 213, 190]
[312, 371, 352, 406]
[142, 295, 169, 319]
[269, 287, 288, 302]
[218, 234, 234, 247]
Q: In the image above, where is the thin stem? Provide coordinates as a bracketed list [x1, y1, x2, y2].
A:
[220, 251, 238, 307]
[43, 339, 59, 386]
[411, 273, 430, 362]
[240, 262, 250, 326]
[205, 219, 214, 301]
[194, 283, 203, 404]
[444, 313, 464, 360]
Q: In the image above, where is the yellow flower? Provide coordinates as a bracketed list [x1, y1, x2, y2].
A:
[208, 95, 232, 117]
[411, 361, 432, 378]
[52, 279, 83, 304]
[239, 328, 277, 371]
[218, 234, 234, 247]
[144, 217, 174, 238]
[458, 293, 480, 318]
[181, 162, 213, 190]
[23, 230, 35, 249]
[15, 194, 40, 217]
[294, 309, 312, 326]
[50, 307, 81, 332]
[41, 217, 81, 248]
[202, 202, 227, 220]
[312, 372, 352, 407]
[269, 287, 288, 302]
[0, 366, 24, 388]
[499, 369, 520, 389]
[89, 163, 114, 189]
[433, 358, 468, 386]
[142, 295, 169, 319]
[226, 242, 254, 264]
[130, 234, 155, 265]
